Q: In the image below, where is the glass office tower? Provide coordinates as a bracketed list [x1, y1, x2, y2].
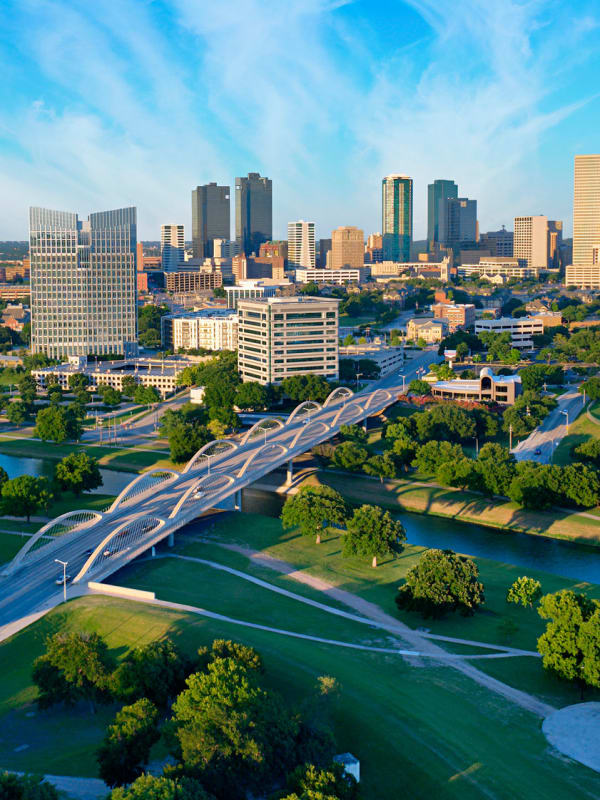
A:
[29, 206, 137, 359]
[235, 172, 273, 255]
[382, 174, 412, 262]
[427, 179, 458, 250]
[191, 183, 230, 259]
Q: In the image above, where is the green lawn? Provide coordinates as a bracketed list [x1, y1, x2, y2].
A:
[338, 314, 376, 328]
[2, 590, 600, 798]
[0, 531, 32, 564]
[44, 492, 115, 519]
[553, 404, 599, 466]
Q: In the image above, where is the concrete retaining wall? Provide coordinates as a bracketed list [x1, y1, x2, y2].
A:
[87, 581, 156, 601]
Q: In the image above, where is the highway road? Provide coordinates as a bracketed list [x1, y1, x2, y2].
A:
[512, 389, 585, 464]
[0, 349, 439, 634]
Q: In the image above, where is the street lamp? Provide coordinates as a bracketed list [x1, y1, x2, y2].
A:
[355, 372, 362, 391]
[474, 436, 479, 456]
[560, 409, 569, 432]
[55, 559, 68, 604]
[399, 374, 406, 393]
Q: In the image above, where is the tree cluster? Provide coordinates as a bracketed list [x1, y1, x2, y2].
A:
[176, 352, 241, 431]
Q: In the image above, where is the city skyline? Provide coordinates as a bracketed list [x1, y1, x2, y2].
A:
[1, 0, 599, 240]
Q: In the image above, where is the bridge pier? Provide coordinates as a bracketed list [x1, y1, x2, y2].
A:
[234, 489, 242, 511]
[167, 532, 174, 548]
[363, 416, 368, 432]
[286, 458, 293, 485]
[151, 546, 156, 558]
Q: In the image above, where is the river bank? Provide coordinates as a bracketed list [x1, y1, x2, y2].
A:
[251, 468, 600, 547]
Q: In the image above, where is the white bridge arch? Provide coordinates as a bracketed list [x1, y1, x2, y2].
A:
[237, 442, 288, 478]
[287, 400, 322, 425]
[169, 473, 236, 519]
[331, 400, 366, 428]
[183, 439, 238, 474]
[289, 420, 330, 450]
[323, 386, 354, 407]
[107, 470, 180, 513]
[239, 417, 285, 446]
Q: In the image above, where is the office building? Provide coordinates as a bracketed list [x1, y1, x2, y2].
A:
[406, 318, 448, 343]
[480, 227, 514, 258]
[474, 316, 544, 348]
[161, 224, 185, 271]
[547, 221, 563, 269]
[382, 174, 412, 261]
[225, 279, 292, 309]
[260, 241, 288, 260]
[161, 308, 238, 351]
[432, 367, 521, 405]
[566, 155, 600, 287]
[29, 206, 137, 359]
[428, 179, 458, 249]
[338, 343, 404, 377]
[458, 257, 533, 280]
[295, 267, 365, 284]
[432, 302, 476, 331]
[318, 238, 332, 268]
[235, 172, 272, 255]
[191, 183, 230, 259]
[287, 220, 316, 269]
[213, 239, 240, 259]
[164, 270, 223, 293]
[514, 216, 548, 270]
[331, 226, 364, 270]
[365, 233, 383, 263]
[237, 296, 339, 384]
[232, 255, 285, 282]
[438, 197, 477, 250]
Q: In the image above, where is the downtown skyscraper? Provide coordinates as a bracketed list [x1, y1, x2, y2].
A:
[287, 220, 315, 268]
[427, 179, 458, 250]
[161, 224, 184, 270]
[382, 174, 412, 262]
[565, 154, 600, 288]
[235, 172, 272, 256]
[191, 183, 230, 259]
[29, 206, 137, 359]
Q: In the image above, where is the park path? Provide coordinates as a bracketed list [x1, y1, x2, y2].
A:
[184, 542, 554, 718]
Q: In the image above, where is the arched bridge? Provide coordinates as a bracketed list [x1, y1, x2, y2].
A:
[0, 382, 400, 628]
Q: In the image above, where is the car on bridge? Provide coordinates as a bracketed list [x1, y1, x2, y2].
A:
[55, 574, 71, 585]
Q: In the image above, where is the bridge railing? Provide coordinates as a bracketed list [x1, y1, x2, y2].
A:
[107, 470, 180, 514]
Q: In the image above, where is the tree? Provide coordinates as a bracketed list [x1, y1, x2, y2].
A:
[506, 576, 542, 608]
[560, 463, 600, 508]
[408, 378, 430, 396]
[520, 364, 564, 392]
[111, 639, 191, 708]
[47, 385, 63, 405]
[415, 404, 476, 443]
[18, 374, 38, 404]
[363, 452, 397, 483]
[109, 775, 215, 800]
[436, 457, 477, 489]
[97, 699, 160, 787]
[0, 772, 59, 800]
[573, 438, 600, 468]
[396, 549, 485, 618]
[332, 441, 368, 472]
[338, 423, 367, 445]
[281, 763, 360, 800]
[234, 382, 268, 411]
[1, 475, 53, 522]
[412, 440, 464, 474]
[97, 384, 122, 406]
[475, 443, 516, 497]
[342, 334, 355, 346]
[343, 504, 406, 567]
[198, 639, 264, 673]
[508, 462, 554, 509]
[580, 376, 600, 401]
[6, 400, 29, 426]
[281, 485, 348, 544]
[35, 405, 82, 442]
[32, 631, 114, 710]
[121, 375, 138, 398]
[54, 452, 103, 496]
[537, 590, 600, 696]
[167, 421, 211, 463]
[168, 658, 297, 798]
[134, 385, 161, 404]
[281, 374, 331, 404]
[67, 373, 89, 392]
[391, 435, 417, 471]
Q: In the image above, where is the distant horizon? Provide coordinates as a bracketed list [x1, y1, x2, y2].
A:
[1, 0, 599, 241]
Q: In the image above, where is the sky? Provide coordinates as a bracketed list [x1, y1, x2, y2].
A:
[0, 0, 599, 242]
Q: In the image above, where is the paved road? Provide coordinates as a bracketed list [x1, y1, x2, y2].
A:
[0, 350, 439, 633]
[513, 389, 585, 464]
[81, 391, 189, 444]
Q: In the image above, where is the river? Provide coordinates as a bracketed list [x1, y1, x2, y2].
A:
[241, 488, 600, 584]
[0, 453, 132, 495]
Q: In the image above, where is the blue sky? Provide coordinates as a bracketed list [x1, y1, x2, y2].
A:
[1, 0, 599, 240]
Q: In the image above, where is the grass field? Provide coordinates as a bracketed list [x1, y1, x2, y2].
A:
[0, 530, 31, 564]
[553, 405, 600, 466]
[3, 508, 600, 797]
[338, 314, 377, 328]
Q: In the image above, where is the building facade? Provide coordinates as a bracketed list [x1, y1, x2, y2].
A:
[161, 224, 185, 271]
[237, 296, 339, 384]
[235, 173, 272, 255]
[225, 279, 292, 309]
[287, 220, 316, 269]
[479, 227, 514, 258]
[191, 183, 230, 259]
[382, 174, 412, 262]
[566, 155, 600, 287]
[432, 367, 521, 405]
[164, 270, 223, 293]
[318, 238, 332, 268]
[30, 206, 137, 359]
[295, 267, 364, 284]
[338, 343, 404, 377]
[458, 258, 533, 280]
[427, 179, 458, 250]
[514, 215, 548, 270]
[161, 308, 238, 351]
[330, 226, 364, 270]
[406, 318, 448, 343]
[438, 197, 477, 250]
[432, 302, 476, 331]
[474, 315, 544, 348]
[365, 233, 383, 263]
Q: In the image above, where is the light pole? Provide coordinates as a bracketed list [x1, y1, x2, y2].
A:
[399, 374, 406, 393]
[355, 372, 362, 392]
[509, 423, 513, 451]
[55, 559, 68, 604]
[474, 436, 479, 456]
[560, 409, 569, 432]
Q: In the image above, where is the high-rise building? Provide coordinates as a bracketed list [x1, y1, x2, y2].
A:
[438, 198, 477, 251]
[382, 174, 412, 262]
[365, 233, 383, 263]
[287, 220, 315, 269]
[318, 238, 332, 268]
[161, 224, 185, 270]
[213, 238, 241, 259]
[427, 179, 458, 249]
[30, 206, 137, 359]
[480, 227, 514, 258]
[235, 172, 272, 255]
[260, 241, 288, 260]
[237, 296, 339, 384]
[565, 155, 600, 287]
[191, 183, 230, 259]
[547, 220, 563, 269]
[331, 226, 364, 270]
[514, 216, 548, 270]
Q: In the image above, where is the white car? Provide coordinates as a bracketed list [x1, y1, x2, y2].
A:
[55, 574, 71, 585]
[193, 489, 205, 500]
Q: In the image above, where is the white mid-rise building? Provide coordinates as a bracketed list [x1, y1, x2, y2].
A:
[458, 258, 535, 280]
[161, 308, 238, 352]
[213, 238, 241, 259]
[566, 155, 600, 288]
[295, 267, 365, 284]
[474, 316, 544, 349]
[161, 224, 185, 271]
[237, 296, 339, 384]
[514, 216, 548, 270]
[288, 220, 316, 269]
